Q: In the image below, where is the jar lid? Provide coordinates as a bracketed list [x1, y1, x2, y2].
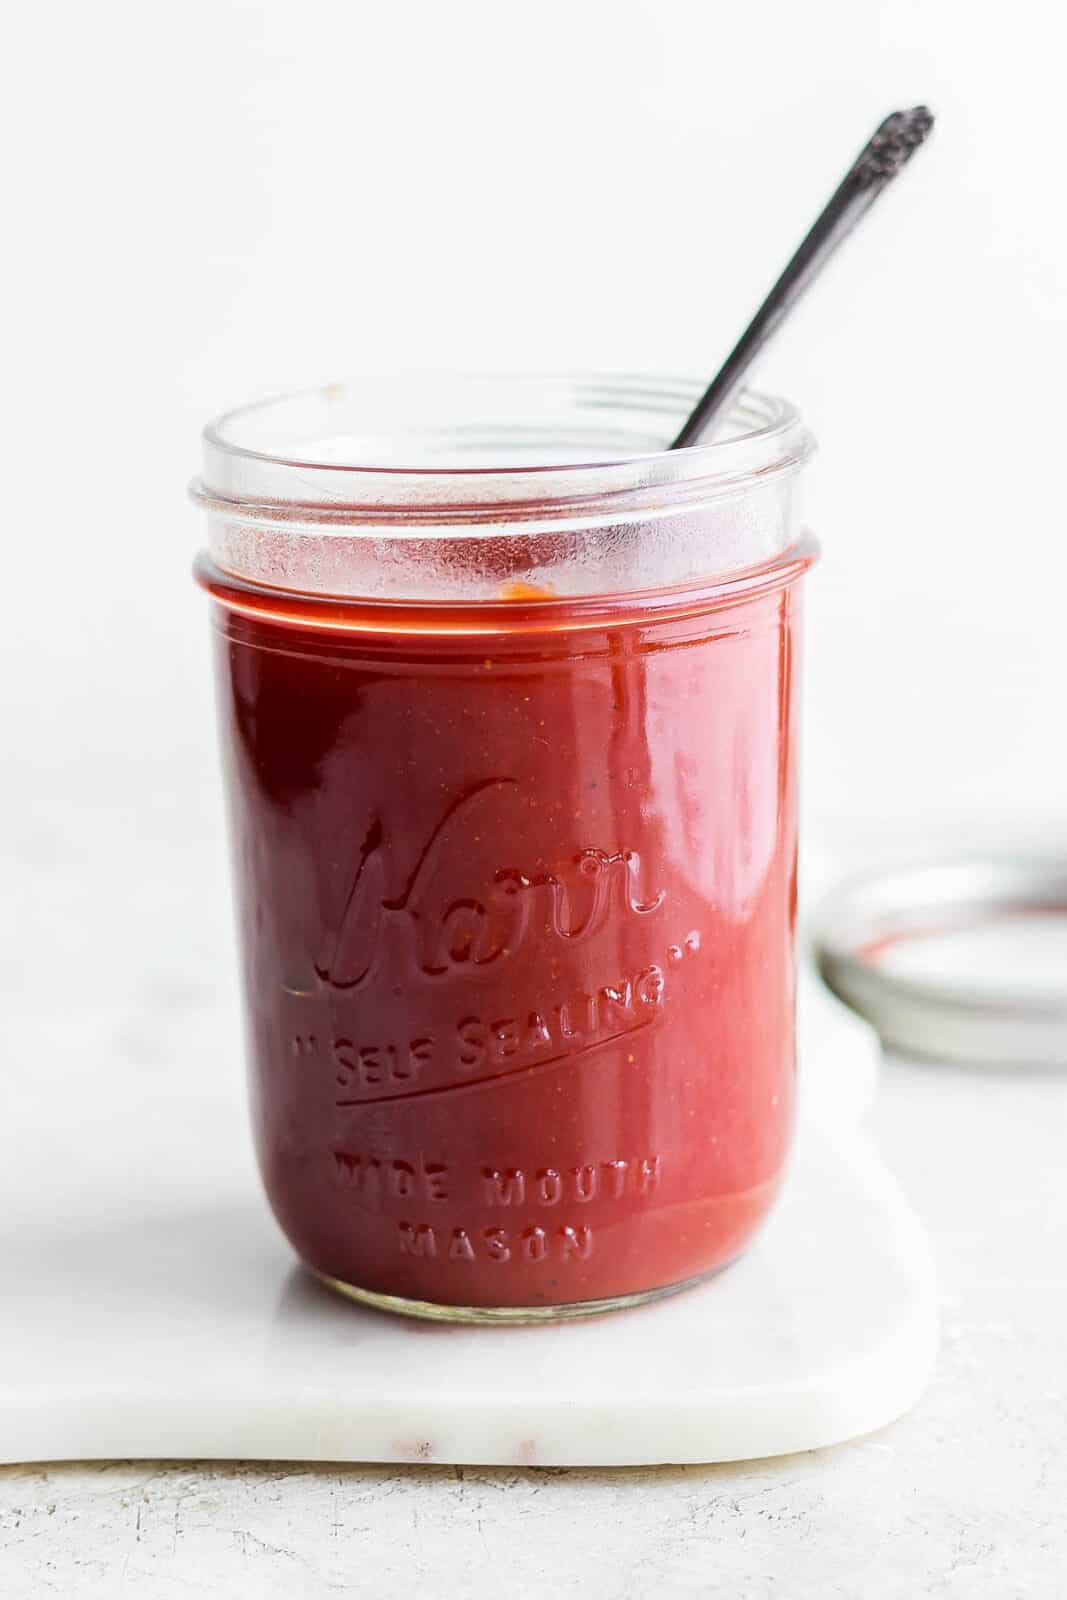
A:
[812, 858, 1067, 1068]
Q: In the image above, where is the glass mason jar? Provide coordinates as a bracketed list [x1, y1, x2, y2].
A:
[192, 374, 817, 1323]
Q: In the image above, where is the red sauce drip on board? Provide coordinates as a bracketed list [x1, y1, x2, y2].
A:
[201, 557, 806, 1308]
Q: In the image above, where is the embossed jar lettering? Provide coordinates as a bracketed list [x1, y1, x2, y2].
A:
[397, 1222, 595, 1263]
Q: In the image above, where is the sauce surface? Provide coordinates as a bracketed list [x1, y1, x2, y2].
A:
[207, 566, 804, 1308]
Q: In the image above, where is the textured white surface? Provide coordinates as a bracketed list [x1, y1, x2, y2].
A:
[3, 1051, 1063, 1598]
[5, 731, 1066, 1596]
[4, 803, 1062, 1597]
[3, 784, 1064, 1594]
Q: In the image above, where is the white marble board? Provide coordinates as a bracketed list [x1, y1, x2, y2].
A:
[0, 981, 935, 1468]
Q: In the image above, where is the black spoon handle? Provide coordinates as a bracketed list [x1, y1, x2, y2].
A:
[671, 106, 935, 451]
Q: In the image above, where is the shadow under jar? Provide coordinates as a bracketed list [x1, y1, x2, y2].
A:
[193, 374, 817, 1323]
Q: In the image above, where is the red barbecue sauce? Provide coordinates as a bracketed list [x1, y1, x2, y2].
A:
[199, 553, 808, 1309]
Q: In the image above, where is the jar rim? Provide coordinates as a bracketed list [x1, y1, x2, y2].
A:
[193, 372, 813, 521]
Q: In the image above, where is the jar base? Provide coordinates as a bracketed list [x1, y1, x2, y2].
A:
[312, 1264, 732, 1325]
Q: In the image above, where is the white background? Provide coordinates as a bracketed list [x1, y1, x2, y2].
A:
[4, 0, 1066, 858]
[3, 5, 1067, 1595]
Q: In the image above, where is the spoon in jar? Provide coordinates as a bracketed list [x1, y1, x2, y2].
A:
[671, 105, 935, 449]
